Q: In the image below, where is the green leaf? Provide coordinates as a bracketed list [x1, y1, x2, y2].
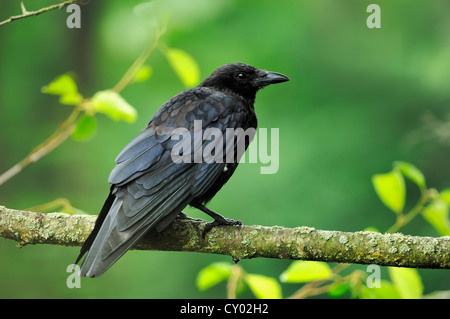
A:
[394, 161, 426, 190]
[279, 261, 332, 283]
[165, 48, 200, 88]
[422, 199, 450, 236]
[440, 188, 450, 205]
[372, 169, 405, 214]
[71, 114, 97, 141]
[59, 92, 83, 105]
[133, 65, 153, 83]
[360, 280, 401, 299]
[42, 74, 83, 105]
[388, 267, 423, 299]
[42, 74, 77, 96]
[363, 226, 380, 233]
[91, 90, 138, 123]
[328, 282, 351, 298]
[245, 274, 282, 299]
[196, 262, 232, 291]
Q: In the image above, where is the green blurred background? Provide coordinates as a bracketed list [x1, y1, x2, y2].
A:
[1, 0, 449, 298]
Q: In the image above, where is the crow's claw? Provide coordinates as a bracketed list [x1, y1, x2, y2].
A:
[202, 217, 243, 238]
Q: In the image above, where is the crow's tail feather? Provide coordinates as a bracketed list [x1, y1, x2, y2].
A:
[75, 188, 115, 265]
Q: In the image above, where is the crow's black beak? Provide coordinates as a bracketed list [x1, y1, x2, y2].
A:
[256, 69, 290, 87]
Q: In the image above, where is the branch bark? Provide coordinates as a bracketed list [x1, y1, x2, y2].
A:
[1, 205, 449, 269]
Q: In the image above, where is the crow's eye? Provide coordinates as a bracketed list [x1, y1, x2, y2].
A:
[237, 73, 246, 80]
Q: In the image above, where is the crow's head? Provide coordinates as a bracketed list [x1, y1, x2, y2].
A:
[199, 63, 289, 101]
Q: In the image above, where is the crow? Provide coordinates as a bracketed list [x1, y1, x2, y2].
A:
[75, 63, 289, 277]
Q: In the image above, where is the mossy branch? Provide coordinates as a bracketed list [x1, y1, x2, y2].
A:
[1, 205, 449, 269]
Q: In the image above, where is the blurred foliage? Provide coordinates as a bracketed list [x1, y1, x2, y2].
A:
[196, 261, 426, 299]
[0, 0, 450, 298]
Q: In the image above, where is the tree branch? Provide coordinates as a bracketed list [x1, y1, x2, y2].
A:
[0, 1, 78, 27]
[1, 205, 449, 269]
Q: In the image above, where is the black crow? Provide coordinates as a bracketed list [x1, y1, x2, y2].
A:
[76, 63, 289, 277]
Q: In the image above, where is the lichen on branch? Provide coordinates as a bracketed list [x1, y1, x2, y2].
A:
[0, 205, 449, 269]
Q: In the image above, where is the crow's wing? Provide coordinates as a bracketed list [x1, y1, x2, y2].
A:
[78, 88, 246, 277]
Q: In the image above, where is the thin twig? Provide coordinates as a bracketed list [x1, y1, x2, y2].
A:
[112, 27, 166, 93]
[0, 106, 81, 186]
[386, 189, 432, 233]
[0, 0, 77, 27]
[25, 198, 87, 215]
[227, 265, 243, 299]
[287, 263, 348, 299]
[0, 28, 164, 187]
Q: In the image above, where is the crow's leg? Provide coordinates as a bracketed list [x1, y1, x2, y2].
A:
[192, 204, 243, 238]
